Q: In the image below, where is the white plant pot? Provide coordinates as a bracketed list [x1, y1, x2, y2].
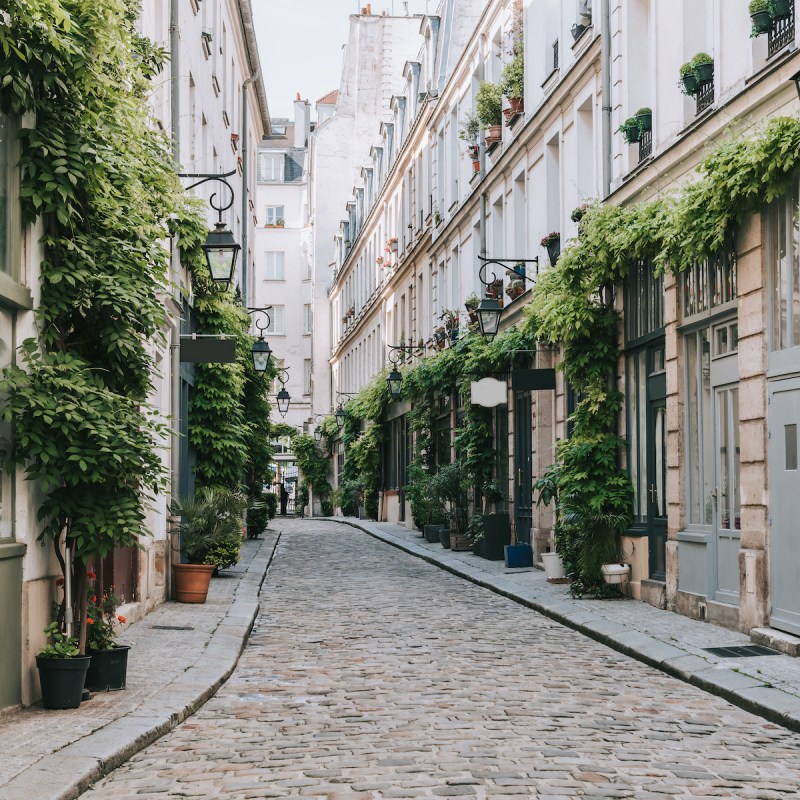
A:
[541, 552, 566, 580]
[601, 563, 631, 585]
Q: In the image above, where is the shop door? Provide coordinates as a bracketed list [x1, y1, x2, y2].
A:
[514, 390, 532, 544]
[769, 380, 800, 634]
[712, 384, 740, 604]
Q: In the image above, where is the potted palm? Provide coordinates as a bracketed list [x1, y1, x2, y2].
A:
[476, 81, 503, 144]
[170, 487, 246, 603]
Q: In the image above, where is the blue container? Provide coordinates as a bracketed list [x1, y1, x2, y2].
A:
[504, 543, 533, 569]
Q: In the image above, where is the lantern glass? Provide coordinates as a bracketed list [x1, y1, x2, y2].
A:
[251, 338, 272, 373]
[202, 222, 240, 285]
[477, 297, 502, 339]
[386, 367, 403, 399]
[276, 388, 291, 416]
[335, 406, 346, 428]
[314, 426, 322, 442]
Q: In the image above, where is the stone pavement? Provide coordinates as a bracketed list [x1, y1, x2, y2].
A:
[81, 519, 800, 799]
[0, 530, 281, 800]
[338, 517, 800, 734]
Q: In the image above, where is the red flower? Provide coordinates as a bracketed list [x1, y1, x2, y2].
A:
[91, 595, 97, 604]
[55, 577, 64, 587]
[86, 617, 94, 625]
[87, 570, 96, 581]
[117, 615, 127, 624]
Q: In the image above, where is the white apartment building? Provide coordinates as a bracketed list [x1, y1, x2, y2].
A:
[320, 0, 800, 644]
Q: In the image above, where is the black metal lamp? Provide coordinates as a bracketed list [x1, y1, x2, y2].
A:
[475, 254, 539, 340]
[334, 404, 347, 428]
[246, 307, 273, 372]
[386, 366, 403, 399]
[178, 171, 241, 289]
[202, 221, 240, 287]
[276, 387, 291, 417]
[792, 71, 800, 101]
[313, 426, 322, 443]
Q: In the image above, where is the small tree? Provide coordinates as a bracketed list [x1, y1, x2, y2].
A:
[499, 52, 524, 101]
[476, 82, 503, 128]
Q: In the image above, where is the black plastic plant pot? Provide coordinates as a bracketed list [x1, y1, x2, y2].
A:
[479, 513, 512, 560]
[681, 73, 699, 95]
[504, 543, 533, 569]
[636, 112, 652, 131]
[424, 523, 446, 543]
[693, 62, 713, 84]
[85, 645, 130, 692]
[546, 239, 561, 267]
[36, 655, 91, 709]
[439, 527, 452, 549]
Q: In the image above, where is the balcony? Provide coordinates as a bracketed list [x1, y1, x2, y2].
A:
[768, 2, 795, 58]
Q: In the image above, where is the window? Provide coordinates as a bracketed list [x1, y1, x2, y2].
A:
[267, 305, 285, 334]
[258, 152, 282, 182]
[625, 258, 664, 343]
[685, 329, 714, 526]
[682, 250, 737, 321]
[0, 115, 19, 279]
[303, 304, 312, 334]
[303, 359, 312, 395]
[265, 205, 284, 226]
[264, 251, 284, 281]
[769, 183, 800, 352]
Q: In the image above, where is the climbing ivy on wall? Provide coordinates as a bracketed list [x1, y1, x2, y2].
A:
[0, 0, 188, 649]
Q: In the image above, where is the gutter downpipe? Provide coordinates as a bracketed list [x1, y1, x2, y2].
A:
[169, 0, 182, 594]
[241, 71, 258, 307]
[478, 32, 487, 262]
[601, 0, 611, 199]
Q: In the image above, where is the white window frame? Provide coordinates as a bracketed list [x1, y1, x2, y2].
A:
[265, 205, 284, 226]
[264, 251, 285, 281]
[303, 304, 312, 334]
[267, 305, 285, 335]
[258, 152, 283, 182]
[303, 359, 312, 395]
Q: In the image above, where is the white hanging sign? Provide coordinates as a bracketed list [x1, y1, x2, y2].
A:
[470, 377, 507, 408]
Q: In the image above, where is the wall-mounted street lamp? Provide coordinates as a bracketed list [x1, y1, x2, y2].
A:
[246, 306, 273, 372]
[792, 70, 800, 101]
[311, 414, 329, 443]
[178, 170, 241, 289]
[385, 343, 426, 399]
[476, 254, 539, 340]
[275, 367, 291, 417]
[333, 392, 357, 429]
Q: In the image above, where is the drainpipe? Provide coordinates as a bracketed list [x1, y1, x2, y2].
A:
[478, 33, 487, 262]
[601, 0, 612, 198]
[170, 0, 180, 164]
[241, 72, 258, 307]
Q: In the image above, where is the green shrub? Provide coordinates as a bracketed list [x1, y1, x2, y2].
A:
[263, 492, 278, 520]
[691, 52, 713, 66]
[204, 531, 242, 571]
[499, 52, 524, 100]
[749, 0, 769, 12]
[476, 82, 503, 128]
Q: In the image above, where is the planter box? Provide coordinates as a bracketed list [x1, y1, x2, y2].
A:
[476, 513, 511, 560]
[450, 531, 472, 551]
[504, 543, 533, 569]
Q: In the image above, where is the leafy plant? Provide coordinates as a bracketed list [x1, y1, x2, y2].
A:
[749, 0, 768, 13]
[635, 107, 652, 117]
[540, 231, 561, 248]
[86, 583, 126, 652]
[405, 462, 446, 528]
[476, 82, 503, 128]
[499, 51, 525, 100]
[679, 61, 695, 77]
[430, 461, 471, 535]
[458, 111, 481, 146]
[691, 51, 713, 66]
[37, 622, 80, 660]
[618, 117, 642, 143]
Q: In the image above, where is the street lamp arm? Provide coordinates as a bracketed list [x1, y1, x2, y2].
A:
[178, 170, 237, 219]
[477, 254, 539, 288]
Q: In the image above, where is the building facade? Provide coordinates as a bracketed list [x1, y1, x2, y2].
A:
[1, 0, 269, 710]
[317, 0, 800, 644]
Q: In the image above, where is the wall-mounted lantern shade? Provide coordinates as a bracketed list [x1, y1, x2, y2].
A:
[251, 338, 272, 372]
[202, 221, 240, 286]
[477, 297, 503, 340]
[386, 367, 403, 399]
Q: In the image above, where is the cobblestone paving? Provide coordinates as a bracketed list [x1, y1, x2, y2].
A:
[86, 520, 800, 799]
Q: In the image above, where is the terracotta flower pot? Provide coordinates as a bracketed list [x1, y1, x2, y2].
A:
[172, 563, 215, 603]
[508, 97, 523, 114]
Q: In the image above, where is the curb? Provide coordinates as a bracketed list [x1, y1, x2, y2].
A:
[2, 531, 281, 800]
[332, 518, 800, 734]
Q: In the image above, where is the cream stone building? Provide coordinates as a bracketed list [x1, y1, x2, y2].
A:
[318, 0, 800, 646]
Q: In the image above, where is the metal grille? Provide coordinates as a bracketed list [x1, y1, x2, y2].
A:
[553, 39, 559, 71]
[703, 644, 780, 658]
[638, 128, 652, 162]
[695, 77, 714, 114]
[769, 2, 795, 58]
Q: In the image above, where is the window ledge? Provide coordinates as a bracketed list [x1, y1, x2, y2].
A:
[0, 273, 33, 311]
[541, 68, 561, 94]
[0, 541, 26, 560]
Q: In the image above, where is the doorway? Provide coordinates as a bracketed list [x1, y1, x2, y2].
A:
[514, 390, 532, 544]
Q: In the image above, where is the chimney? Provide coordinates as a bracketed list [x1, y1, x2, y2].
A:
[294, 97, 311, 148]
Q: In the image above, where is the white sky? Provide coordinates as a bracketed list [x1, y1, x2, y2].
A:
[253, 0, 434, 120]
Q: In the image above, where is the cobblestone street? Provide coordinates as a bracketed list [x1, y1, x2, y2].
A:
[85, 520, 800, 799]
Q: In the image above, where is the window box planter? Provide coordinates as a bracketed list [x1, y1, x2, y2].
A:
[692, 53, 714, 84]
[571, 22, 587, 41]
[635, 108, 652, 131]
[619, 117, 642, 144]
[681, 72, 699, 95]
[505, 283, 524, 301]
[751, 8, 774, 31]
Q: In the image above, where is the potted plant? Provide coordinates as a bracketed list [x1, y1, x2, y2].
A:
[635, 107, 652, 131]
[405, 463, 448, 540]
[84, 581, 130, 692]
[474, 481, 511, 560]
[433, 325, 447, 349]
[275, 218, 285, 228]
[691, 52, 714, 84]
[433, 206, 442, 226]
[499, 52, 524, 116]
[768, 0, 793, 18]
[431, 462, 471, 551]
[476, 81, 503, 143]
[486, 277, 504, 299]
[464, 293, 480, 324]
[505, 279, 525, 300]
[571, 203, 589, 223]
[540, 231, 561, 266]
[679, 62, 699, 95]
[387, 236, 398, 252]
[618, 116, 642, 144]
[36, 622, 91, 710]
[170, 487, 246, 603]
[750, 0, 773, 32]
[533, 465, 568, 580]
[458, 111, 480, 161]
